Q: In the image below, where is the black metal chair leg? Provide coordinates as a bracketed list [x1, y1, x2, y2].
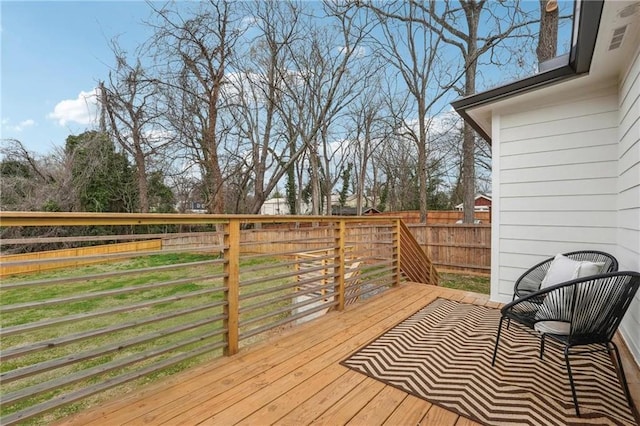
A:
[492, 316, 505, 367]
[609, 341, 633, 408]
[564, 347, 580, 417]
[539, 334, 546, 359]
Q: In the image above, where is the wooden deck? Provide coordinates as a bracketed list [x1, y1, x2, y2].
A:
[57, 282, 640, 426]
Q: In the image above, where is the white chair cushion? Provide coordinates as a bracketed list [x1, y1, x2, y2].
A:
[534, 320, 570, 335]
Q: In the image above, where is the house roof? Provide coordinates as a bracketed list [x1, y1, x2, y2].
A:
[451, 0, 640, 143]
[331, 206, 381, 216]
[454, 194, 492, 210]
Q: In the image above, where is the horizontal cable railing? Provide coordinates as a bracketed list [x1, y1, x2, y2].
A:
[0, 212, 436, 425]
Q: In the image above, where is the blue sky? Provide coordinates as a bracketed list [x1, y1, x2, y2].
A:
[2, 1, 574, 156]
[1, 1, 156, 154]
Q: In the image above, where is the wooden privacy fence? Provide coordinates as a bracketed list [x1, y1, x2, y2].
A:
[0, 240, 162, 277]
[214, 224, 490, 276]
[1, 224, 490, 278]
[408, 224, 491, 275]
[373, 210, 491, 224]
[0, 212, 436, 425]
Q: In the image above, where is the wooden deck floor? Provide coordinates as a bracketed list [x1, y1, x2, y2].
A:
[57, 283, 640, 426]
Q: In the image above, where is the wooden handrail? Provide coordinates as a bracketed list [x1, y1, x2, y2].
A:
[399, 221, 439, 286]
[0, 212, 439, 425]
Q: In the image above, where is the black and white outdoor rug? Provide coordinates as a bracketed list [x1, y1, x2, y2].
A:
[341, 298, 638, 425]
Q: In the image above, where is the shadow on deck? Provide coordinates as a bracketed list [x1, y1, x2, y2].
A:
[56, 283, 640, 426]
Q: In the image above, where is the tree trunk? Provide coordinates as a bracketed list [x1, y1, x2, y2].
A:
[417, 99, 428, 223]
[132, 135, 149, 213]
[537, 0, 559, 63]
[462, 16, 479, 224]
[310, 146, 321, 215]
[206, 78, 225, 214]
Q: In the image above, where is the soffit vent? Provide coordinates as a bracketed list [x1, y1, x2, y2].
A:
[619, 2, 640, 19]
[609, 25, 627, 50]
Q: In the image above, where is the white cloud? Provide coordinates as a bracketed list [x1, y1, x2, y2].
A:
[48, 89, 99, 126]
[1, 118, 36, 132]
[241, 16, 258, 29]
[337, 45, 367, 58]
[16, 119, 36, 131]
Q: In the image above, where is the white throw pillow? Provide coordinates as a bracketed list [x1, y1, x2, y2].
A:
[540, 254, 581, 289]
[540, 254, 605, 289]
[535, 256, 606, 322]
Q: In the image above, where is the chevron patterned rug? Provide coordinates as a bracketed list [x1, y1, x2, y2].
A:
[341, 298, 638, 426]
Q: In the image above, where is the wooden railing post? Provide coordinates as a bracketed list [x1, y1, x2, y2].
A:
[223, 219, 240, 356]
[335, 220, 346, 310]
[393, 219, 401, 287]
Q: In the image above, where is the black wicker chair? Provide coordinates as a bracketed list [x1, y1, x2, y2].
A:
[492, 271, 640, 416]
[512, 250, 618, 300]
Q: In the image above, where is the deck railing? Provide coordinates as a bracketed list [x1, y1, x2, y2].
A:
[0, 212, 437, 425]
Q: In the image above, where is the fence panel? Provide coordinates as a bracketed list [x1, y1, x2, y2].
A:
[408, 224, 491, 275]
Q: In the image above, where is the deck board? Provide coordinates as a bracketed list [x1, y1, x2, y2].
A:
[56, 282, 639, 426]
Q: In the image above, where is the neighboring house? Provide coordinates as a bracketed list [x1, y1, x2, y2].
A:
[454, 194, 492, 212]
[453, 1, 640, 362]
[175, 200, 207, 214]
[331, 206, 380, 216]
[330, 193, 367, 209]
[260, 197, 290, 215]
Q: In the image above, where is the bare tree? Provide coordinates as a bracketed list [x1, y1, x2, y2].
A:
[225, 1, 308, 214]
[148, 0, 241, 214]
[101, 42, 169, 212]
[1, 139, 50, 211]
[344, 73, 390, 215]
[365, 1, 458, 222]
[276, 2, 373, 215]
[358, 0, 537, 222]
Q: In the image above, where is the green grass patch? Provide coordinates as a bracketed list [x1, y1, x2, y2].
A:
[439, 272, 490, 294]
[0, 251, 302, 425]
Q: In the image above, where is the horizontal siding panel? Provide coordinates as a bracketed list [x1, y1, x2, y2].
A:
[500, 211, 616, 227]
[501, 144, 617, 170]
[500, 128, 615, 156]
[616, 244, 640, 271]
[618, 168, 640, 194]
[499, 224, 616, 244]
[498, 238, 616, 257]
[617, 228, 640, 254]
[500, 195, 618, 211]
[500, 87, 617, 129]
[498, 279, 516, 295]
[500, 161, 618, 183]
[619, 114, 639, 155]
[618, 47, 640, 363]
[619, 54, 640, 120]
[498, 252, 547, 270]
[501, 111, 618, 143]
[500, 178, 617, 197]
[619, 136, 639, 172]
[621, 307, 640, 337]
[619, 99, 639, 142]
[619, 209, 640, 230]
[618, 185, 640, 210]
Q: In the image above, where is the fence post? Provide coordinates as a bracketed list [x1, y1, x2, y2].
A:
[223, 219, 240, 356]
[335, 220, 346, 310]
[393, 219, 401, 287]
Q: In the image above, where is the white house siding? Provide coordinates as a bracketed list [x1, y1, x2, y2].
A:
[617, 46, 640, 362]
[492, 81, 620, 301]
